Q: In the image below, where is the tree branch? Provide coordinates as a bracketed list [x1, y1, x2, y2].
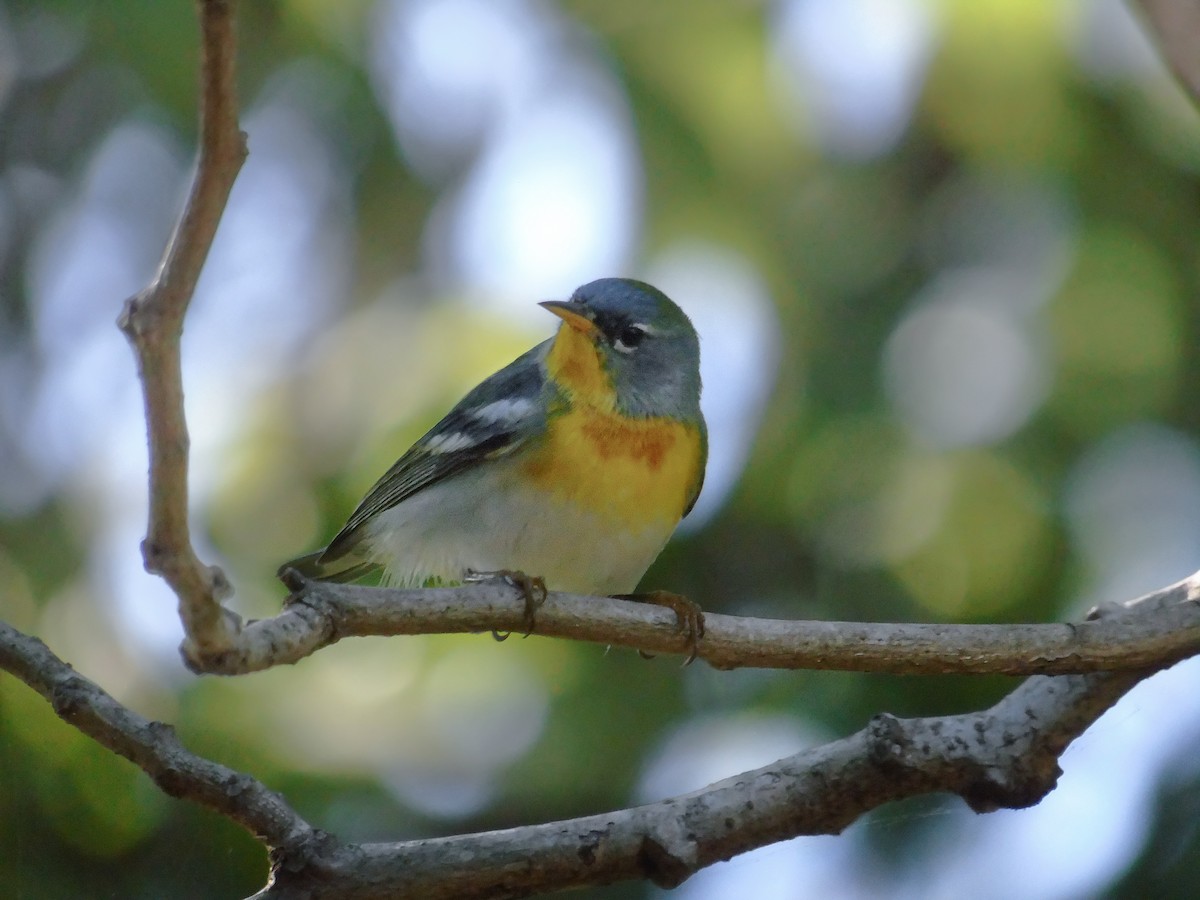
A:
[178, 570, 1200, 678]
[117, 0, 247, 662]
[1133, 0, 1200, 103]
[260, 670, 1147, 900]
[0, 613, 1164, 899]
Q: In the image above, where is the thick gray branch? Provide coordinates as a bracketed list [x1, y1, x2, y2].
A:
[259, 670, 1148, 900]
[183, 571, 1200, 678]
[0, 613, 1160, 900]
[117, 0, 247, 660]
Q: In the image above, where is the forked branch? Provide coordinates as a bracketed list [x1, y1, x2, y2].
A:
[117, 0, 247, 662]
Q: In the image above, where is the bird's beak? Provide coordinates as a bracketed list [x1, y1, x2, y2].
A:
[540, 300, 598, 336]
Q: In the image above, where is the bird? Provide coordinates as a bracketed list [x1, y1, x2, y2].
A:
[278, 277, 708, 653]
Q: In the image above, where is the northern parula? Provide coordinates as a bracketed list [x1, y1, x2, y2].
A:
[279, 277, 707, 641]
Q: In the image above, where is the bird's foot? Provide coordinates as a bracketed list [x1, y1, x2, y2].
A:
[465, 568, 548, 639]
[614, 590, 706, 665]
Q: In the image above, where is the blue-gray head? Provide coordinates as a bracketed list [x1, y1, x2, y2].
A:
[541, 278, 703, 420]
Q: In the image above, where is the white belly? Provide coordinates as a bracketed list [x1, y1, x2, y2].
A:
[361, 461, 677, 595]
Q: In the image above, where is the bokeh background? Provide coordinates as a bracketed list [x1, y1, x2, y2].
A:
[2, 0, 1200, 897]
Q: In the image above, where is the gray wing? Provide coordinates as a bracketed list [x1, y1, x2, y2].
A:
[319, 340, 554, 564]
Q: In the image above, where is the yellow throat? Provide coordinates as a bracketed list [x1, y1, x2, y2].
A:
[528, 323, 703, 528]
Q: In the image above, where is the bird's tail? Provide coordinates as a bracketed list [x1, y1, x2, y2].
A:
[276, 548, 379, 584]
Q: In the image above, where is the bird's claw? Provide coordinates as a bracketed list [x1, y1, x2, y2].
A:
[617, 590, 706, 665]
[466, 568, 547, 637]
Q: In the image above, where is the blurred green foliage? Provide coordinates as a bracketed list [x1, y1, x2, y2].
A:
[2, 1, 1200, 898]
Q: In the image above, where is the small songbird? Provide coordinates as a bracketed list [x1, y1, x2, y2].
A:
[279, 277, 707, 647]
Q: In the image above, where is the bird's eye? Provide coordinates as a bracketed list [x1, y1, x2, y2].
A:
[613, 324, 647, 353]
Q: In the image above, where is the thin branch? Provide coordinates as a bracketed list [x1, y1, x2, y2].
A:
[181, 570, 1200, 677]
[0, 615, 1161, 900]
[117, 0, 247, 661]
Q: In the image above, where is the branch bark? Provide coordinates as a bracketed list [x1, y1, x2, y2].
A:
[0, 612, 1163, 900]
[117, 0, 247, 662]
[259, 669, 1147, 900]
[177, 570, 1200, 677]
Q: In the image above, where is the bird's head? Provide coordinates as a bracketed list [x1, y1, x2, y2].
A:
[541, 278, 702, 419]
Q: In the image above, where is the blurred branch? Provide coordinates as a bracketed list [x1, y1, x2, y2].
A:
[0, 615, 1158, 899]
[116, 0, 247, 662]
[180, 570, 1200, 677]
[1132, 0, 1200, 104]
